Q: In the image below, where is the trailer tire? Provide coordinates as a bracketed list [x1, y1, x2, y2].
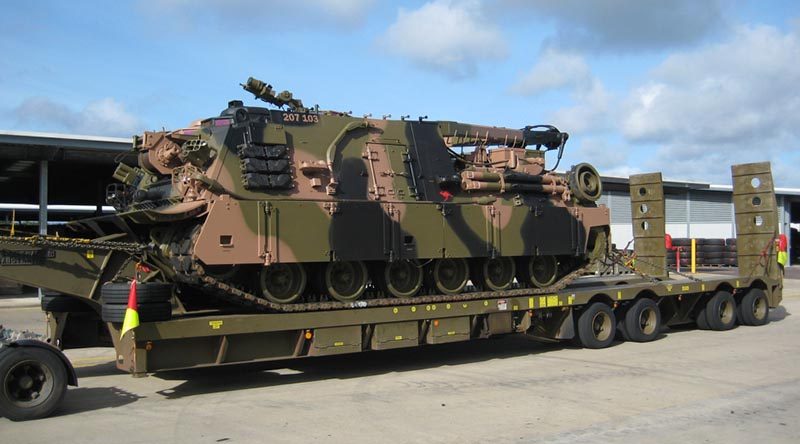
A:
[576, 303, 616, 349]
[621, 298, 661, 342]
[696, 304, 710, 330]
[101, 282, 173, 305]
[101, 302, 172, 323]
[0, 346, 67, 421]
[705, 291, 737, 331]
[738, 288, 769, 326]
[40, 295, 92, 313]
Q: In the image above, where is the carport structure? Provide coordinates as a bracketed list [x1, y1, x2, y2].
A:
[0, 131, 134, 235]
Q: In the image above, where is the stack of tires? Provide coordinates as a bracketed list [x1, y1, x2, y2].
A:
[724, 238, 738, 266]
[697, 238, 727, 266]
[100, 282, 173, 323]
[666, 238, 738, 268]
[666, 238, 691, 268]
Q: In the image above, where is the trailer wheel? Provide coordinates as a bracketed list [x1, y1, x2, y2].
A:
[620, 298, 661, 342]
[576, 303, 616, 349]
[705, 291, 737, 331]
[0, 347, 67, 421]
[738, 288, 769, 326]
[695, 304, 710, 330]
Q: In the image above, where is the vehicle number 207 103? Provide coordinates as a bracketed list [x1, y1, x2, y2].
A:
[282, 112, 320, 124]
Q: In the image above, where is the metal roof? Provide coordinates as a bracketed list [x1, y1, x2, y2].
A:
[0, 130, 134, 165]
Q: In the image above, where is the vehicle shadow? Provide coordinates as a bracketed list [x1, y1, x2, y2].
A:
[74, 360, 122, 378]
[50, 386, 143, 418]
[154, 335, 565, 399]
[152, 309, 789, 401]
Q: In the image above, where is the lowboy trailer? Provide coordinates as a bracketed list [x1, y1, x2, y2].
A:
[0, 162, 783, 420]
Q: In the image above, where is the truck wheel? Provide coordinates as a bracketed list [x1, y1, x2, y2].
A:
[101, 302, 172, 323]
[621, 298, 661, 342]
[576, 302, 616, 349]
[738, 288, 769, 326]
[41, 295, 92, 313]
[101, 282, 173, 305]
[0, 347, 67, 421]
[705, 290, 737, 331]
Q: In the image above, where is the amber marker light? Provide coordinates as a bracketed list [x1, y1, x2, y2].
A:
[304, 330, 313, 340]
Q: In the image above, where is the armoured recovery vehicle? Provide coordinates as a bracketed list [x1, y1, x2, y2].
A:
[89, 77, 610, 308]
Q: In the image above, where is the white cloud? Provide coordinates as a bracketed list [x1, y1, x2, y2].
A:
[378, 0, 507, 78]
[621, 25, 800, 186]
[498, 0, 725, 52]
[13, 97, 143, 136]
[511, 49, 591, 96]
[512, 49, 614, 135]
[548, 79, 613, 135]
[568, 137, 638, 178]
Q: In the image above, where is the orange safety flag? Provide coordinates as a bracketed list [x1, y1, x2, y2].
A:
[120, 279, 140, 339]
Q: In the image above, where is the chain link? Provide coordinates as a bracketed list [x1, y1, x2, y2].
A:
[0, 235, 145, 254]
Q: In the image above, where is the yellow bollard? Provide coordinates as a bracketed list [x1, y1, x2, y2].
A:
[691, 238, 696, 273]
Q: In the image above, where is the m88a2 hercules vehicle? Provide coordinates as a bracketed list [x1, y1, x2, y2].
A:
[101, 77, 610, 307]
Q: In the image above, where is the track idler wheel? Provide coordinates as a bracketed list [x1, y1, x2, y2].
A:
[473, 257, 516, 291]
[519, 255, 559, 288]
[428, 258, 470, 295]
[259, 263, 307, 304]
[379, 260, 423, 298]
[324, 261, 368, 302]
[569, 163, 602, 203]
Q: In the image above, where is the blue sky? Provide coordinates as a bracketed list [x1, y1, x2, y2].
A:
[2, 0, 799, 186]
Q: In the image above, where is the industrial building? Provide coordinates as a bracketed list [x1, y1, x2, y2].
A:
[1, 131, 799, 264]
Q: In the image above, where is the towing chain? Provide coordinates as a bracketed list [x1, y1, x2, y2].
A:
[606, 249, 702, 283]
[195, 261, 594, 313]
[0, 235, 146, 254]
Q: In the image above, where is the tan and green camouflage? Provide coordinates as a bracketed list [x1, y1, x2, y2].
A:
[5, 78, 612, 306]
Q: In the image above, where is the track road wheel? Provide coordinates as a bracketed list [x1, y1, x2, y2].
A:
[705, 290, 737, 331]
[429, 258, 469, 295]
[324, 261, 368, 302]
[0, 347, 67, 421]
[569, 163, 603, 203]
[475, 257, 515, 291]
[380, 260, 423, 298]
[620, 298, 661, 342]
[259, 263, 307, 304]
[576, 303, 616, 349]
[520, 256, 559, 288]
[738, 288, 769, 326]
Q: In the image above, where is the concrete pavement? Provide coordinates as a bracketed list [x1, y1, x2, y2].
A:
[0, 280, 798, 443]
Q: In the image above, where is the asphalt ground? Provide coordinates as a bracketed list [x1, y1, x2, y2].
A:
[0, 279, 798, 443]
